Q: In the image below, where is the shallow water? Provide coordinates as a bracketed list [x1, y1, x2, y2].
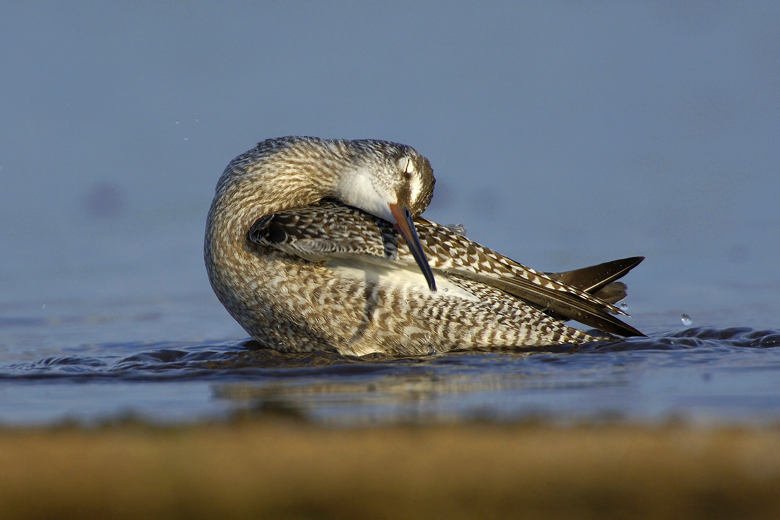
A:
[2, 3, 780, 428]
[2, 294, 779, 426]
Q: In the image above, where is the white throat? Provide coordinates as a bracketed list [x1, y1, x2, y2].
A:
[337, 166, 395, 222]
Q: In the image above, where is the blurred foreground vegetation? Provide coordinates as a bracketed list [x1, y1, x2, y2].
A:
[1, 419, 779, 520]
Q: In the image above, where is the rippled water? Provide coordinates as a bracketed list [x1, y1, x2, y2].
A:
[2, 295, 779, 427]
[2, 2, 780, 428]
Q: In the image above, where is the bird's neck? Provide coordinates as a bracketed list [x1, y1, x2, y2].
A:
[205, 163, 337, 275]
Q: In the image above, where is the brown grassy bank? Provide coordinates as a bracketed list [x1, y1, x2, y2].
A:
[1, 420, 779, 520]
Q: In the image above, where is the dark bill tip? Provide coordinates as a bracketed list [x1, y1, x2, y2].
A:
[388, 203, 437, 292]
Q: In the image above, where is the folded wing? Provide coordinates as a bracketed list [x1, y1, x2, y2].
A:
[248, 200, 643, 337]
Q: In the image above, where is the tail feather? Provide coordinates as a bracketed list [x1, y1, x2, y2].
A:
[543, 256, 645, 337]
[591, 281, 628, 305]
[547, 256, 644, 295]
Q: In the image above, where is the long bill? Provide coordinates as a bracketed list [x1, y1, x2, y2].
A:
[388, 203, 437, 292]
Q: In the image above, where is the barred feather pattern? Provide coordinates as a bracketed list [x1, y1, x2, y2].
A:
[206, 136, 640, 357]
[251, 201, 626, 315]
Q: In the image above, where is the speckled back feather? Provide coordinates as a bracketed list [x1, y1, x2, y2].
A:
[205, 136, 643, 356]
[249, 200, 643, 337]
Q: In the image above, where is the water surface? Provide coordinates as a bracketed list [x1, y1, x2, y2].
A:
[2, 2, 779, 428]
[2, 295, 779, 427]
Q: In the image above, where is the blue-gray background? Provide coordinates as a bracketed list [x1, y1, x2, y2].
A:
[2, 2, 779, 349]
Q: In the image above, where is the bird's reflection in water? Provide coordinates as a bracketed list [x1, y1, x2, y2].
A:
[210, 342, 566, 424]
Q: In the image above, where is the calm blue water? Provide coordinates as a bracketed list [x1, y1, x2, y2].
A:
[1, 291, 779, 426]
[2, 3, 779, 426]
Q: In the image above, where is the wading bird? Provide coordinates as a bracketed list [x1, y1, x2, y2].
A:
[205, 136, 643, 356]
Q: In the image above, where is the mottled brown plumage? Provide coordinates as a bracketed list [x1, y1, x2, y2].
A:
[205, 136, 643, 356]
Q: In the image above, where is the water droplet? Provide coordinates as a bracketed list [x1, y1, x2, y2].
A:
[184, 137, 189, 142]
[175, 120, 180, 125]
[620, 302, 628, 311]
[195, 118, 199, 123]
[443, 287, 449, 292]
[41, 304, 46, 309]
[681, 314, 692, 327]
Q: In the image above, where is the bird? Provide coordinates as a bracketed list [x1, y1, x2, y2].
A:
[205, 136, 643, 357]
